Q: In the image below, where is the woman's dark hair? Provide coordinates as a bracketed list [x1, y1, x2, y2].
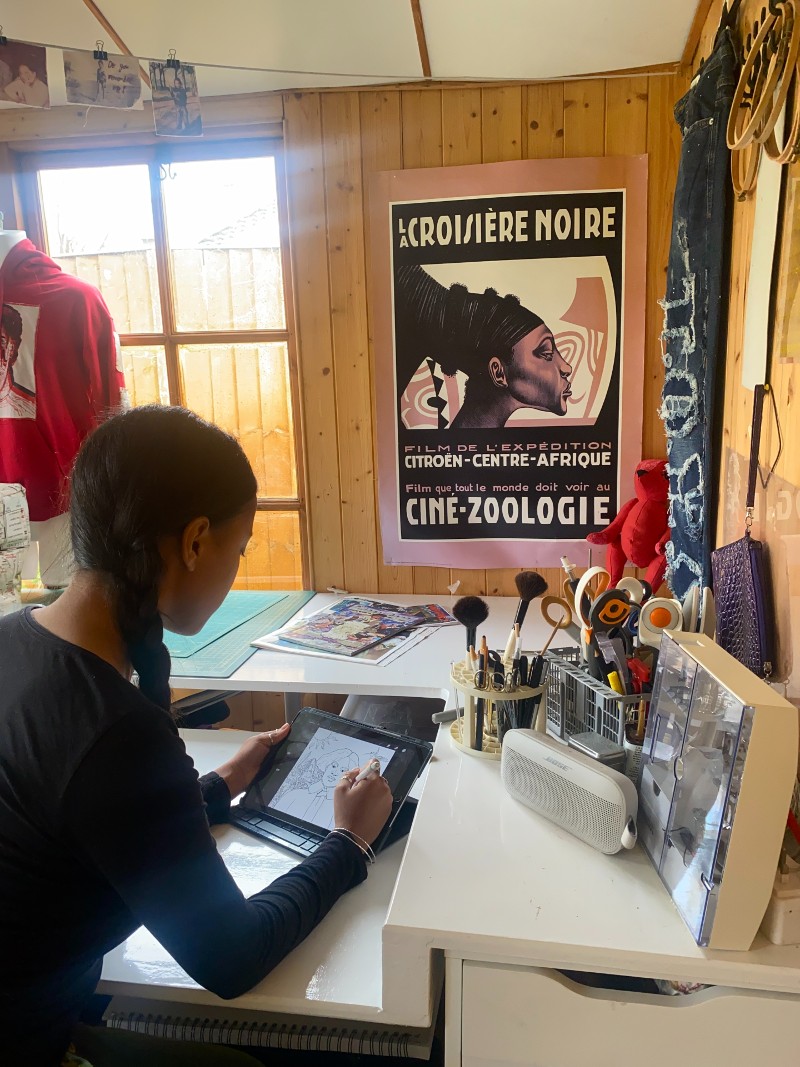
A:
[70, 406, 257, 710]
[394, 265, 544, 393]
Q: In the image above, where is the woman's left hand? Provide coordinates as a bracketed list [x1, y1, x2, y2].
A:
[214, 722, 291, 798]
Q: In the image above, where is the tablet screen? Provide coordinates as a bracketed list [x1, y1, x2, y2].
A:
[239, 707, 432, 835]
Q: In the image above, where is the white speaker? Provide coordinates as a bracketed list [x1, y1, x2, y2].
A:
[501, 730, 638, 855]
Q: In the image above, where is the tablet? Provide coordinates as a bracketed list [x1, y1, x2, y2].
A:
[229, 707, 433, 859]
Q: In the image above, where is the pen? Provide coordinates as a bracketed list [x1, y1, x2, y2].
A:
[354, 758, 381, 783]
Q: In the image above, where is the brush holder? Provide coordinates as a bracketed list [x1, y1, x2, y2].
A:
[449, 661, 545, 761]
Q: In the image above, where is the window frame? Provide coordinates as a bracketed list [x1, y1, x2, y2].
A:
[14, 137, 311, 587]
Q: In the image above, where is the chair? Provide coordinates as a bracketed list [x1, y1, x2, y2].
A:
[339, 694, 443, 742]
[171, 690, 241, 729]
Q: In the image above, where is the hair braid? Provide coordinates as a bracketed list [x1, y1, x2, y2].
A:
[115, 544, 172, 710]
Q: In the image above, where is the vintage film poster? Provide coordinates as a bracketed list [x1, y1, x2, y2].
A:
[0, 41, 49, 109]
[371, 157, 647, 569]
[149, 61, 202, 137]
[63, 50, 143, 109]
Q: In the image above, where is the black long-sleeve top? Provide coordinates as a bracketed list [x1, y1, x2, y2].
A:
[0, 608, 367, 1065]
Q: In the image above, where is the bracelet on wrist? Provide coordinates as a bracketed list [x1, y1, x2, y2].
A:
[330, 827, 376, 864]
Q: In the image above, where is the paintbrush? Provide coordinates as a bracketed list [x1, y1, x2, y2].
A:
[475, 634, 489, 751]
[503, 570, 548, 664]
[453, 596, 489, 665]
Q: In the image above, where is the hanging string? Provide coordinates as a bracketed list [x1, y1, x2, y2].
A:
[8, 33, 681, 85]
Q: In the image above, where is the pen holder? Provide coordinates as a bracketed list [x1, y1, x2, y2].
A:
[449, 662, 546, 761]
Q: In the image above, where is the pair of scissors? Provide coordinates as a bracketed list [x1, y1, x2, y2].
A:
[584, 587, 633, 683]
[540, 594, 581, 650]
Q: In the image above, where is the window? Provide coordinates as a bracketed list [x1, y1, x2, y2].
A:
[21, 143, 306, 590]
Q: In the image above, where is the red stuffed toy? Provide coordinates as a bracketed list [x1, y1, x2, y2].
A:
[586, 459, 670, 590]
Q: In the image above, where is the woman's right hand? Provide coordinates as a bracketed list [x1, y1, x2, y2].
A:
[333, 763, 393, 845]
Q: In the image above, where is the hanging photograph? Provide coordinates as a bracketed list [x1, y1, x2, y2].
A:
[371, 156, 647, 568]
[63, 49, 143, 109]
[0, 41, 49, 108]
[149, 61, 202, 137]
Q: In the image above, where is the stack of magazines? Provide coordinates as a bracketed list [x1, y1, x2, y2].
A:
[251, 597, 455, 664]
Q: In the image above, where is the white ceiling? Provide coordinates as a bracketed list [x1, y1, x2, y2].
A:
[7, 0, 700, 105]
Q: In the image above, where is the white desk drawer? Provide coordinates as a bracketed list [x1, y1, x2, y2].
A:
[461, 961, 800, 1067]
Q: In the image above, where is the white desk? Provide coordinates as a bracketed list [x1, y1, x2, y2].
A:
[169, 594, 559, 718]
[100, 729, 415, 1024]
[109, 596, 800, 1064]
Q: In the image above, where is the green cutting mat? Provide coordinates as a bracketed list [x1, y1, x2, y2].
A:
[167, 590, 314, 678]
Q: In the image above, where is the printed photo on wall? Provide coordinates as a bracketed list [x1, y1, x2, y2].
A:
[0, 303, 38, 420]
[149, 61, 202, 137]
[63, 50, 143, 109]
[0, 41, 49, 108]
[371, 157, 647, 569]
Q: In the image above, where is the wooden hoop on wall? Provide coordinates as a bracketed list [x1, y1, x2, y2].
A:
[727, 1, 800, 150]
[732, 135, 762, 199]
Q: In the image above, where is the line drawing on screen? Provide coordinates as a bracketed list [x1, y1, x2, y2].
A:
[269, 726, 395, 829]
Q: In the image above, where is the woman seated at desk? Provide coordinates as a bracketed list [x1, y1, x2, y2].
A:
[0, 406, 392, 1067]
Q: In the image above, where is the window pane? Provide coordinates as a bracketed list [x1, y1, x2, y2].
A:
[38, 165, 162, 333]
[120, 346, 169, 407]
[234, 511, 302, 590]
[178, 342, 296, 497]
[163, 157, 286, 332]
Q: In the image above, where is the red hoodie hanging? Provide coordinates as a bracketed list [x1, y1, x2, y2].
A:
[0, 239, 124, 521]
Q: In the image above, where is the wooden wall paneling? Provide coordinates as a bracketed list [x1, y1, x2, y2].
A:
[767, 158, 800, 492]
[523, 83, 565, 160]
[725, 193, 758, 465]
[442, 87, 482, 167]
[605, 77, 649, 156]
[320, 92, 379, 594]
[283, 92, 344, 591]
[359, 89, 415, 595]
[691, 0, 726, 70]
[400, 89, 453, 597]
[562, 80, 607, 158]
[480, 86, 523, 164]
[0, 92, 284, 145]
[251, 692, 294, 730]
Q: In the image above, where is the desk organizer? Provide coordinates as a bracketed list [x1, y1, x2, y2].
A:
[543, 649, 650, 781]
[449, 661, 545, 761]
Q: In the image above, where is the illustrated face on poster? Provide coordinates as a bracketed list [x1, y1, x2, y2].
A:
[268, 726, 394, 830]
[400, 259, 615, 431]
[372, 159, 647, 569]
[149, 62, 203, 138]
[63, 50, 143, 109]
[0, 303, 37, 420]
[0, 41, 49, 109]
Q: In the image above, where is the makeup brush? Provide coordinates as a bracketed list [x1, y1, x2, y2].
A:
[503, 570, 548, 664]
[453, 596, 489, 663]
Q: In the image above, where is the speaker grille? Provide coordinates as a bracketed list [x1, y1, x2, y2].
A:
[502, 747, 623, 854]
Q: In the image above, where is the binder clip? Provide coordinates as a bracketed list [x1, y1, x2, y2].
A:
[166, 48, 181, 71]
[0, 28, 7, 48]
[93, 40, 108, 61]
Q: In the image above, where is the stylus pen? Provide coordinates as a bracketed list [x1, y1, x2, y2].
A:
[354, 758, 381, 783]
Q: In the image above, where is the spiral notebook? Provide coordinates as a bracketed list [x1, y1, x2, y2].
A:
[104, 996, 436, 1058]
